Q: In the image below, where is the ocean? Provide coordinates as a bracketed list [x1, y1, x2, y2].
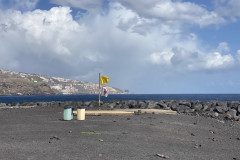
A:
[0, 94, 240, 104]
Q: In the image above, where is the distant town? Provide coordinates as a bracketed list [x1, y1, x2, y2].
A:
[0, 69, 127, 96]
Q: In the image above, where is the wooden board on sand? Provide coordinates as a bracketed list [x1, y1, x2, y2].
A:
[117, 109, 177, 114]
[73, 110, 135, 116]
[73, 109, 176, 116]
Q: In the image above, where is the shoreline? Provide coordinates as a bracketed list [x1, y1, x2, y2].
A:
[1, 100, 240, 121]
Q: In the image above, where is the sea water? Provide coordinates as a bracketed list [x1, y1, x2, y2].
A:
[0, 94, 240, 104]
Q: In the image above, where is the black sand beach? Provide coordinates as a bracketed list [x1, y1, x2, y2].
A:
[0, 104, 240, 160]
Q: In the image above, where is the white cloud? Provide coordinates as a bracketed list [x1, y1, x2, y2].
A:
[205, 52, 234, 69]
[149, 51, 174, 65]
[117, 0, 225, 27]
[50, 0, 103, 12]
[216, 42, 230, 53]
[0, 2, 237, 92]
[214, 0, 240, 21]
[0, 0, 38, 11]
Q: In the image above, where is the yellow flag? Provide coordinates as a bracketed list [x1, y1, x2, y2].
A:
[101, 76, 109, 84]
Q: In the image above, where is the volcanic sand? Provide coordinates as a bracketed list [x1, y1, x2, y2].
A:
[0, 106, 239, 160]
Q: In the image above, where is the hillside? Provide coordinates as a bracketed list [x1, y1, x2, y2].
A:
[0, 69, 126, 96]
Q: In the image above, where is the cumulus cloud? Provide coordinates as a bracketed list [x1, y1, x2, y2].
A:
[205, 52, 234, 69]
[149, 51, 174, 65]
[148, 46, 234, 72]
[117, 0, 225, 27]
[0, 1, 238, 92]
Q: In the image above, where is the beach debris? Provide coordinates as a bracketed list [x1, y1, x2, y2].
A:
[209, 130, 215, 134]
[156, 154, 169, 159]
[194, 144, 202, 148]
[217, 120, 225, 124]
[49, 136, 60, 143]
[99, 139, 104, 142]
[51, 136, 60, 140]
[80, 131, 100, 135]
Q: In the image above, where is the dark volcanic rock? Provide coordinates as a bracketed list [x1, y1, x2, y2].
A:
[192, 103, 203, 111]
[176, 105, 192, 113]
[227, 109, 238, 120]
[215, 105, 229, 114]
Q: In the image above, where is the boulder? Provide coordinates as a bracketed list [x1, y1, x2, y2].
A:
[83, 101, 91, 106]
[176, 105, 192, 113]
[127, 100, 138, 108]
[192, 104, 203, 111]
[202, 104, 209, 111]
[108, 102, 116, 109]
[170, 103, 179, 111]
[215, 105, 229, 114]
[226, 109, 239, 121]
[0, 103, 7, 107]
[147, 101, 159, 109]
[158, 102, 168, 109]
[207, 111, 219, 118]
[138, 101, 147, 109]
[216, 101, 227, 107]
[179, 101, 191, 108]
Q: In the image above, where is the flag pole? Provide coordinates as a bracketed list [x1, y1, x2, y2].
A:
[98, 73, 101, 109]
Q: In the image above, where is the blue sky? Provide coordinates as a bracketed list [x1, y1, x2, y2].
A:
[0, 0, 240, 94]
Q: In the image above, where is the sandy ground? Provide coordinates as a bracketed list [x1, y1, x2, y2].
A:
[0, 106, 239, 160]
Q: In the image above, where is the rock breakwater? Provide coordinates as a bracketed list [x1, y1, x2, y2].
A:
[1, 100, 240, 121]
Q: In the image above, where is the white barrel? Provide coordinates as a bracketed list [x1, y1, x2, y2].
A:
[77, 107, 85, 120]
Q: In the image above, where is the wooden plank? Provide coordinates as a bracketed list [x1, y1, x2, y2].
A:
[73, 110, 135, 116]
[73, 109, 176, 116]
[116, 109, 177, 115]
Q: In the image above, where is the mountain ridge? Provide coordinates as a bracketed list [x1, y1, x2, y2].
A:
[0, 69, 126, 96]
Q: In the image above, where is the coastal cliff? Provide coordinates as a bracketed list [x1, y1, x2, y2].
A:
[0, 69, 126, 95]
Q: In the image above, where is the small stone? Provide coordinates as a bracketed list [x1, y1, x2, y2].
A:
[236, 137, 240, 140]
[191, 133, 195, 136]
[209, 130, 215, 134]
[69, 131, 72, 133]
[194, 144, 202, 148]
[99, 139, 104, 142]
[212, 138, 216, 141]
[113, 120, 116, 122]
[156, 154, 169, 159]
[127, 118, 130, 120]
[52, 136, 60, 140]
[217, 120, 225, 124]
[122, 131, 128, 134]
[99, 154, 102, 157]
